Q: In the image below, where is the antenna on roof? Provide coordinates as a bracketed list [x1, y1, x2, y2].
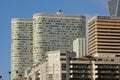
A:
[56, 9, 63, 14]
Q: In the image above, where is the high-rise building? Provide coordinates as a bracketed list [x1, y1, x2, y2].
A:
[11, 10, 86, 80]
[11, 18, 33, 80]
[88, 16, 120, 56]
[73, 38, 87, 58]
[33, 10, 86, 64]
[108, 0, 120, 16]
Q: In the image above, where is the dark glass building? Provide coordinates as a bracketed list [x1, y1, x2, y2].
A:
[108, 0, 120, 16]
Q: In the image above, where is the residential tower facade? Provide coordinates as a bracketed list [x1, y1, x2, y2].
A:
[11, 10, 86, 80]
[11, 18, 33, 80]
[33, 10, 86, 64]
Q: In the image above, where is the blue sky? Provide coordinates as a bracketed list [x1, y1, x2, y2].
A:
[0, 0, 109, 80]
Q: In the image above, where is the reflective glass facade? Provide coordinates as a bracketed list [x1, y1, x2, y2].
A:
[108, 0, 120, 16]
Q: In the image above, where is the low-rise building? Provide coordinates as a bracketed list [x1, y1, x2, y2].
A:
[70, 53, 120, 80]
[69, 58, 91, 80]
[25, 50, 76, 80]
[25, 51, 120, 80]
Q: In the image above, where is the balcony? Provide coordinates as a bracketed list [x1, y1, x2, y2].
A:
[70, 75, 91, 78]
[70, 70, 91, 74]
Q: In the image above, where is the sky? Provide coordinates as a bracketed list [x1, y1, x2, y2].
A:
[0, 0, 109, 80]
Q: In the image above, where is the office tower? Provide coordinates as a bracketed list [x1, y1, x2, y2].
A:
[11, 18, 33, 80]
[33, 10, 86, 64]
[88, 16, 120, 56]
[73, 38, 87, 58]
[108, 0, 120, 16]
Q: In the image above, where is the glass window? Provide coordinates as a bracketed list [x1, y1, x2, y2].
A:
[49, 74, 53, 80]
[55, 73, 59, 80]
[61, 64, 66, 70]
[62, 73, 66, 80]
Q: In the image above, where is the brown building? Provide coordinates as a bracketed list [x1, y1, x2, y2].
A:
[88, 16, 120, 56]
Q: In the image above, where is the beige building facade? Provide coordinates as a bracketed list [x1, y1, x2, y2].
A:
[33, 10, 86, 64]
[25, 50, 76, 80]
[11, 10, 86, 80]
[25, 50, 120, 80]
[88, 16, 120, 56]
[11, 18, 33, 80]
